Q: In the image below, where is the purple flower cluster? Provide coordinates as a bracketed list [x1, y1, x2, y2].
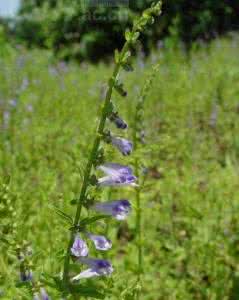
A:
[70, 110, 136, 281]
[18, 245, 50, 299]
[70, 234, 113, 280]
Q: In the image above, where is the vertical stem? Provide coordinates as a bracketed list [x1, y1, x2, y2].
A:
[133, 108, 143, 299]
[60, 3, 162, 293]
[132, 63, 161, 298]
[62, 43, 129, 293]
[135, 160, 142, 279]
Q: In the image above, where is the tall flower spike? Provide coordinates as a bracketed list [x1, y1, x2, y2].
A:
[98, 163, 137, 187]
[111, 136, 133, 156]
[87, 233, 112, 251]
[71, 235, 88, 257]
[72, 258, 113, 281]
[92, 200, 131, 220]
[62, 1, 162, 288]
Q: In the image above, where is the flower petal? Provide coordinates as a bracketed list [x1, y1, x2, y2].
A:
[78, 258, 114, 276]
[92, 200, 131, 220]
[71, 235, 89, 257]
[98, 163, 133, 177]
[87, 233, 112, 251]
[71, 268, 99, 281]
[111, 137, 133, 156]
[40, 288, 51, 300]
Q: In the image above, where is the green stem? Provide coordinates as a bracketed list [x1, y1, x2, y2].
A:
[135, 160, 142, 278]
[62, 42, 130, 293]
[133, 114, 143, 300]
[61, 2, 162, 293]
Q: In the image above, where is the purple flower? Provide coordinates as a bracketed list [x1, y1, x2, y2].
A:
[20, 269, 33, 282]
[9, 99, 17, 107]
[71, 235, 88, 257]
[3, 111, 10, 128]
[33, 289, 50, 300]
[109, 114, 128, 129]
[111, 136, 133, 156]
[20, 78, 29, 92]
[87, 233, 112, 251]
[40, 288, 51, 300]
[33, 294, 40, 300]
[98, 163, 137, 187]
[114, 116, 128, 129]
[93, 200, 131, 220]
[72, 258, 113, 281]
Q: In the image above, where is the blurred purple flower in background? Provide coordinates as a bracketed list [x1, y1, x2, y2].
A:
[32, 288, 51, 300]
[20, 269, 33, 282]
[9, 99, 18, 107]
[40, 288, 51, 300]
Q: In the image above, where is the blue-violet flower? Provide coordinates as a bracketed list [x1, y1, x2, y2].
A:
[87, 233, 112, 251]
[111, 136, 133, 156]
[71, 235, 88, 257]
[98, 163, 137, 187]
[93, 200, 131, 220]
[72, 258, 113, 281]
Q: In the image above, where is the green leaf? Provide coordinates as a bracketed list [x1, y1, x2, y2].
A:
[114, 49, 120, 63]
[122, 50, 131, 63]
[125, 28, 132, 42]
[132, 31, 140, 42]
[80, 215, 111, 227]
[70, 283, 108, 299]
[106, 102, 114, 116]
[70, 198, 77, 205]
[52, 206, 73, 225]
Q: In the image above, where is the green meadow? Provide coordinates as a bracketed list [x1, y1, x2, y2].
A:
[1, 34, 239, 299]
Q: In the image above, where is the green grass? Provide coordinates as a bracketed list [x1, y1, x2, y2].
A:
[1, 34, 239, 299]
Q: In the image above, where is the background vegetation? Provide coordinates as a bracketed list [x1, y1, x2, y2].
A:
[1, 29, 239, 298]
[2, 0, 238, 61]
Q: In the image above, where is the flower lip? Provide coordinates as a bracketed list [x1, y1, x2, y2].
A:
[79, 257, 113, 275]
[71, 258, 114, 281]
[87, 233, 112, 251]
[111, 136, 133, 156]
[98, 163, 133, 176]
[92, 199, 131, 220]
[71, 235, 88, 257]
[95, 259, 111, 269]
[97, 163, 137, 187]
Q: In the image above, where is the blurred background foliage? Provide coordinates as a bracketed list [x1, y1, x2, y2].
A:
[1, 34, 239, 298]
[0, 0, 238, 61]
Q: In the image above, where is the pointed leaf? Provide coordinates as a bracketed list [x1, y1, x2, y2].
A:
[80, 215, 111, 227]
[52, 206, 73, 225]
